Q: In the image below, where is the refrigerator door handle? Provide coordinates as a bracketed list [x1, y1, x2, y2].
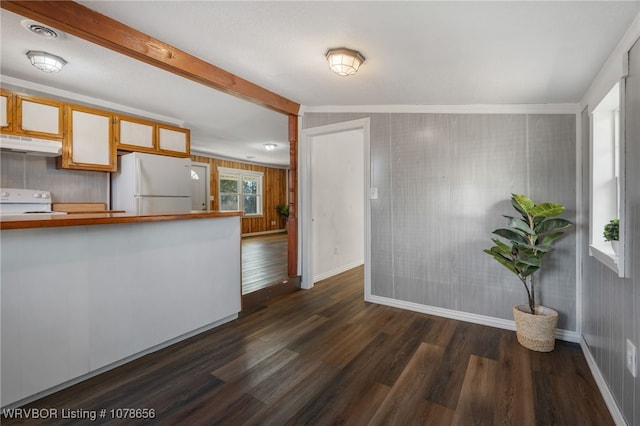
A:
[135, 157, 142, 196]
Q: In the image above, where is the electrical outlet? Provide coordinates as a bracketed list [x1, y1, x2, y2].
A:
[270, 220, 276, 225]
[627, 339, 637, 378]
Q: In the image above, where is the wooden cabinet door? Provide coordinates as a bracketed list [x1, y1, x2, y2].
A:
[157, 124, 190, 157]
[16, 94, 63, 139]
[115, 115, 157, 153]
[0, 89, 14, 133]
[61, 105, 116, 171]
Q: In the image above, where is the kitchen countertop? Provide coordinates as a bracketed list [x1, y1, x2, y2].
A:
[0, 211, 242, 230]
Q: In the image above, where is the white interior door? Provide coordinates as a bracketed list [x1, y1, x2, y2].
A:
[191, 163, 210, 211]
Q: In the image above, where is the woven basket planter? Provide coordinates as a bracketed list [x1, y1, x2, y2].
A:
[513, 305, 558, 352]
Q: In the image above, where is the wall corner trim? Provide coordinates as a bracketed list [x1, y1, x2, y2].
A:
[366, 294, 580, 343]
[580, 338, 628, 426]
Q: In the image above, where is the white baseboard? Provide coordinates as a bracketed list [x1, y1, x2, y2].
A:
[580, 338, 628, 426]
[366, 294, 580, 343]
[314, 261, 364, 283]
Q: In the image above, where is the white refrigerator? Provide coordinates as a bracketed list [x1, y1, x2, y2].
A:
[111, 152, 192, 214]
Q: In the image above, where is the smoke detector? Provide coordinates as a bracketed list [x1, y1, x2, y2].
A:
[21, 20, 66, 39]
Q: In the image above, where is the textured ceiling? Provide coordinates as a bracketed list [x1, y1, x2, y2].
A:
[2, 1, 639, 166]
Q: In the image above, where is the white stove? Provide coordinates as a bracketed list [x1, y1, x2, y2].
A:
[0, 188, 66, 216]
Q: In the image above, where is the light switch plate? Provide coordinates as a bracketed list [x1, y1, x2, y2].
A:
[627, 339, 637, 378]
[369, 187, 378, 200]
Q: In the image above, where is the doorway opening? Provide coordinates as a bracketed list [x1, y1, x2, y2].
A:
[191, 162, 210, 211]
[301, 118, 371, 293]
[242, 232, 288, 294]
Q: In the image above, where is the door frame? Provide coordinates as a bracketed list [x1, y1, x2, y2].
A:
[300, 118, 371, 292]
[191, 161, 211, 211]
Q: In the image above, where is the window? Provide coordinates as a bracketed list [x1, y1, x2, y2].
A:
[218, 167, 263, 216]
[590, 82, 625, 276]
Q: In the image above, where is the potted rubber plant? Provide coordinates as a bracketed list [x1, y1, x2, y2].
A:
[484, 194, 573, 352]
[276, 203, 289, 227]
[603, 218, 619, 255]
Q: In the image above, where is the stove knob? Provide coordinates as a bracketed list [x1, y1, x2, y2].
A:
[33, 193, 41, 198]
[41, 193, 50, 199]
[1, 191, 9, 198]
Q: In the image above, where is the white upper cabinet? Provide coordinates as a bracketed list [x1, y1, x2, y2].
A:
[61, 105, 116, 172]
[115, 115, 157, 153]
[116, 115, 190, 157]
[1, 90, 63, 140]
[0, 89, 13, 132]
[157, 124, 190, 157]
[16, 95, 63, 139]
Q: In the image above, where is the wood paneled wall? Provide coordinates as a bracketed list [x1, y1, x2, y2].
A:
[191, 155, 287, 235]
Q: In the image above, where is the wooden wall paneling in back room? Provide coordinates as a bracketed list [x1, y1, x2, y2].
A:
[191, 155, 287, 235]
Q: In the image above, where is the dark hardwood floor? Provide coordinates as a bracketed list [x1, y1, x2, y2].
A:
[2, 266, 612, 425]
[242, 233, 288, 295]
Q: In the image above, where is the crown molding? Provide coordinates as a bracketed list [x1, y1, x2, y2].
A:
[300, 103, 580, 115]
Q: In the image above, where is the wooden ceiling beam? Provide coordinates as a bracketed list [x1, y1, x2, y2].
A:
[1, 1, 300, 116]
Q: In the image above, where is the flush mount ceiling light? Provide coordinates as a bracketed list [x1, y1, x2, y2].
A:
[26, 50, 67, 73]
[264, 143, 277, 151]
[326, 47, 365, 77]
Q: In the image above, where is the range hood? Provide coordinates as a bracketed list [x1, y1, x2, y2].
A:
[0, 134, 62, 157]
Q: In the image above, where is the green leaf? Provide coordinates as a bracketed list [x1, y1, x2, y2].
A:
[535, 218, 573, 234]
[512, 194, 534, 214]
[512, 242, 538, 253]
[517, 255, 541, 267]
[488, 252, 519, 275]
[493, 228, 528, 244]
[508, 217, 534, 235]
[521, 265, 539, 277]
[512, 241, 553, 253]
[528, 203, 565, 218]
[532, 244, 553, 253]
[490, 238, 513, 255]
[542, 232, 565, 246]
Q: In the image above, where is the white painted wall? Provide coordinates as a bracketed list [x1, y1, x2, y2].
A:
[311, 129, 364, 282]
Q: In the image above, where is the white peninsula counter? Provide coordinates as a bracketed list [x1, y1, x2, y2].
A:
[1, 212, 241, 407]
